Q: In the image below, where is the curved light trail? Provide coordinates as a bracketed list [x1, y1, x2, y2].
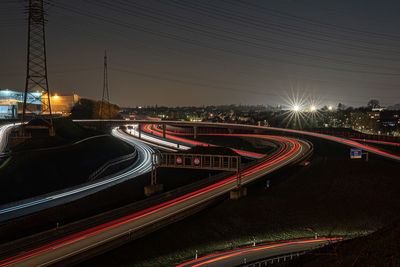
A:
[0, 123, 17, 153]
[0, 131, 309, 266]
[110, 120, 400, 161]
[126, 124, 191, 151]
[141, 124, 265, 158]
[177, 237, 343, 267]
[350, 138, 400, 146]
[0, 128, 154, 221]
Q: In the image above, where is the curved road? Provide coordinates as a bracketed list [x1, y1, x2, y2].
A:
[0, 123, 17, 153]
[79, 120, 400, 161]
[140, 124, 267, 158]
[0, 134, 311, 266]
[177, 237, 343, 267]
[0, 129, 154, 222]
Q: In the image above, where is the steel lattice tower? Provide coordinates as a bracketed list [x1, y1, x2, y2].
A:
[99, 50, 110, 119]
[20, 0, 55, 136]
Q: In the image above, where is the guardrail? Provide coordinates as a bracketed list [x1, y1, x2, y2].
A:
[88, 150, 138, 181]
[240, 237, 340, 266]
[241, 251, 306, 266]
[0, 133, 302, 264]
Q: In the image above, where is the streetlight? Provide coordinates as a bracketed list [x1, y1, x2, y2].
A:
[293, 105, 300, 112]
[310, 105, 316, 112]
[328, 106, 333, 111]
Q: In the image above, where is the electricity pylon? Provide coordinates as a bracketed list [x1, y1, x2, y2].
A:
[20, 0, 55, 136]
[99, 50, 110, 119]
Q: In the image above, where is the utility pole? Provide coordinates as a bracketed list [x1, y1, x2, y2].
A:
[99, 50, 110, 120]
[20, 0, 55, 137]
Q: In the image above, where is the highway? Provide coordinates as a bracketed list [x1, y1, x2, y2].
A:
[75, 120, 400, 161]
[350, 138, 400, 146]
[0, 133, 311, 266]
[177, 237, 343, 267]
[0, 129, 154, 222]
[150, 121, 400, 161]
[126, 124, 191, 152]
[139, 124, 266, 158]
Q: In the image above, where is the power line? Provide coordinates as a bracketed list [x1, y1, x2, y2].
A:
[91, 0, 400, 71]
[231, 0, 400, 41]
[50, 2, 400, 77]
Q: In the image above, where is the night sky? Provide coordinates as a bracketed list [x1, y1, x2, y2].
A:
[1, 0, 400, 107]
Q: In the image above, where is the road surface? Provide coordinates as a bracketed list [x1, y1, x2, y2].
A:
[177, 237, 343, 267]
[0, 128, 154, 222]
[0, 123, 17, 153]
[76, 120, 400, 161]
[139, 123, 266, 158]
[0, 135, 311, 266]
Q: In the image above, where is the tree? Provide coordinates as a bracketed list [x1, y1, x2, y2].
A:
[70, 98, 97, 119]
[337, 103, 346, 111]
[70, 98, 121, 119]
[367, 99, 380, 109]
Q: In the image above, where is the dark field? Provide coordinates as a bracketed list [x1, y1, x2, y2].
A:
[0, 119, 135, 205]
[81, 134, 400, 267]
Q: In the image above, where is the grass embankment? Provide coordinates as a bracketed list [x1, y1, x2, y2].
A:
[282, 220, 400, 266]
[11, 117, 99, 151]
[0, 118, 134, 205]
[81, 134, 400, 267]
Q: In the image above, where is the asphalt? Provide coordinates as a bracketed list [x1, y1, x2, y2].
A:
[177, 237, 343, 267]
[0, 134, 310, 266]
[0, 128, 154, 223]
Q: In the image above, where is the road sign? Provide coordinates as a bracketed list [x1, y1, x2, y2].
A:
[350, 148, 362, 159]
[193, 157, 200, 165]
[176, 157, 183, 164]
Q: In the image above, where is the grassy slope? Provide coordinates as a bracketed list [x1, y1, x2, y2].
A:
[0, 119, 134, 204]
[81, 135, 400, 267]
[282, 220, 400, 266]
[11, 117, 99, 151]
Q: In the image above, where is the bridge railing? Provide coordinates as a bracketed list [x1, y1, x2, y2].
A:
[88, 150, 138, 181]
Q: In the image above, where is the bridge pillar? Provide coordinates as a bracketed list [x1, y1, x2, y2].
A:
[230, 187, 247, 200]
[194, 126, 198, 139]
[144, 184, 164, 197]
[145, 154, 164, 196]
[162, 123, 166, 138]
[138, 123, 142, 139]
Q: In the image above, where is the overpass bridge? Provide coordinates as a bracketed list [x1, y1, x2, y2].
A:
[75, 120, 400, 161]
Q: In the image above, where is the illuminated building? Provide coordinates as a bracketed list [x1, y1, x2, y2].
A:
[0, 89, 42, 118]
[0, 89, 79, 118]
[41, 93, 80, 115]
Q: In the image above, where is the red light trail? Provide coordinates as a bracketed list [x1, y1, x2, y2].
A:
[0, 128, 301, 266]
[177, 237, 343, 267]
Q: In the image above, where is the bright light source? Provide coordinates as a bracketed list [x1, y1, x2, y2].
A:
[310, 105, 316, 111]
[53, 94, 59, 100]
[293, 105, 300, 112]
[328, 106, 333, 111]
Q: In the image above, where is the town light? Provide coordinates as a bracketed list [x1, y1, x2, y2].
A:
[310, 105, 316, 112]
[328, 106, 333, 111]
[293, 105, 300, 112]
